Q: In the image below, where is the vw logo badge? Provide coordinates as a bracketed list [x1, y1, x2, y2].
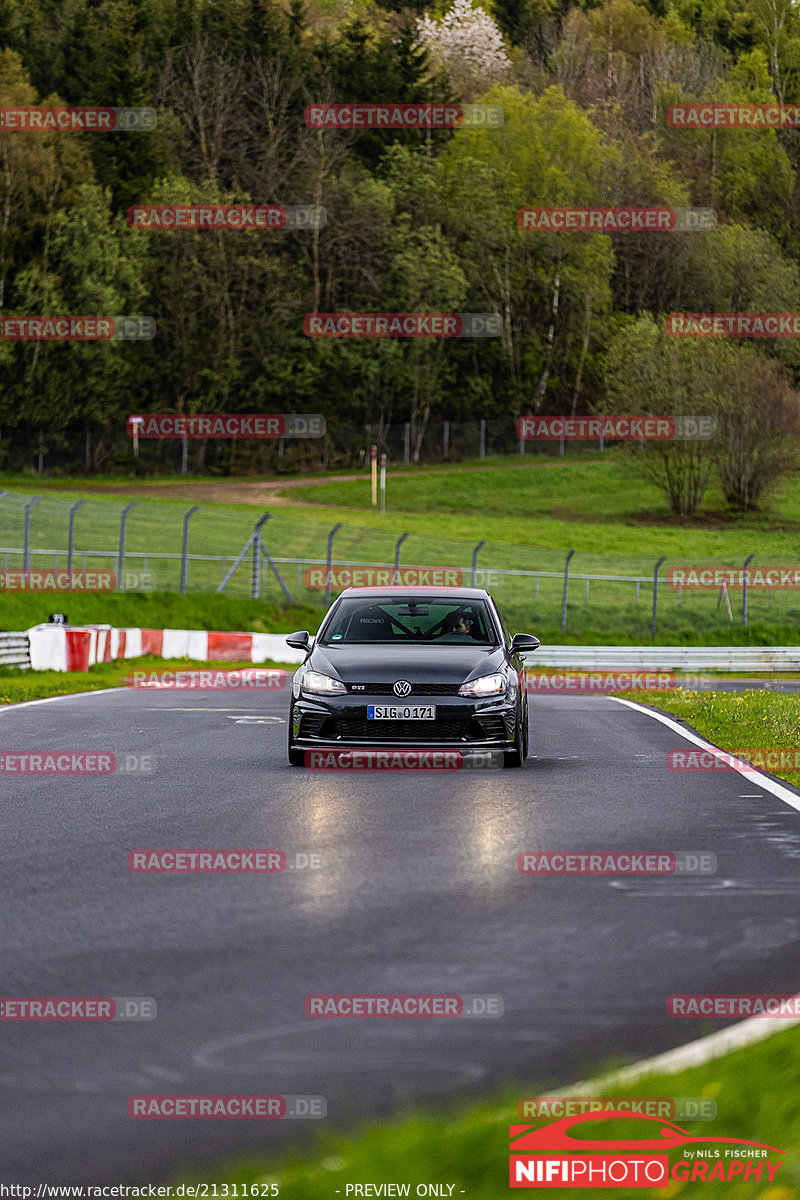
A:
[393, 679, 412, 697]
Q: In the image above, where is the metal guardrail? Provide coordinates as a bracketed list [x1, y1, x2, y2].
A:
[533, 646, 800, 671]
[0, 632, 31, 669]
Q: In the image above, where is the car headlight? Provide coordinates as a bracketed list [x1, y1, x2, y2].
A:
[301, 670, 346, 695]
[458, 673, 506, 697]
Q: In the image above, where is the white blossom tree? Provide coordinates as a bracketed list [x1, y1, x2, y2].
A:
[417, 0, 512, 96]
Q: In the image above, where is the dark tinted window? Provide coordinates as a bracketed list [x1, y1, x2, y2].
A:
[320, 598, 499, 645]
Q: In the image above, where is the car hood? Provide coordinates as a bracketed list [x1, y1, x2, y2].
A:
[309, 643, 505, 684]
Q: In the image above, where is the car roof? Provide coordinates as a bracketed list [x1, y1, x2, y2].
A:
[336, 586, 492, 599]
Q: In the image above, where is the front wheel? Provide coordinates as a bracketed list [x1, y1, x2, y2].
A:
[504, 704, 526, 768]
[287, 706, 305, 766]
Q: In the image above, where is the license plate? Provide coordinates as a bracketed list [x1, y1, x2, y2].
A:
[367, 705, 436, 720]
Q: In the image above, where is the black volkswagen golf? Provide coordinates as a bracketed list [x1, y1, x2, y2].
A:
[286, 586, 540, 767]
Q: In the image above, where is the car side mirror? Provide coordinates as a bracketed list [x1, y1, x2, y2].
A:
[510, 633, 540, 654]
[285, 630, 311, 651]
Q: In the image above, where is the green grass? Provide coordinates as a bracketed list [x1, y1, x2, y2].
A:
[620, 687, 800, 789]
[277, 455, 800, 548]
[5, 458, 800, 642]
[0, 654, 295, 704]
[0, 591, 318, 636]
[173, 1023, 800, 1199]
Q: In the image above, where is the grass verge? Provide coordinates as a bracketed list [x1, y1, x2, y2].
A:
[0, 592, 319, 635]
[619, 687, 800, 789]
[0, 655, 294, 705]
[172, 1023, 800, 1199]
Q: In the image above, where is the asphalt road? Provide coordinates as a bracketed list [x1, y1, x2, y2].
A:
[1, 685, 799, 1183]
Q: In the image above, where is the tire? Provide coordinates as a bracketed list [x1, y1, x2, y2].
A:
[504, 704, 526, 768]
[287, 706, 305, 766]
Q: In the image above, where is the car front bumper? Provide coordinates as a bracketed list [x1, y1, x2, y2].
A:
[290, 691, 519, 750]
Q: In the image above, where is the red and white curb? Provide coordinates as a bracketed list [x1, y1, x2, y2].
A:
[26, 624, 306, 673]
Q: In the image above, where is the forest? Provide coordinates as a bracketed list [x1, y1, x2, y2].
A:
[1, 0, 799, 495]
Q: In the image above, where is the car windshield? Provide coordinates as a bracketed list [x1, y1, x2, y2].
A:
[319, 598, 499, 645]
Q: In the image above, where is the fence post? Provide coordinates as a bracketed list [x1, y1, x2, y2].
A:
[180, 505, 200, 595]
[472, 540, 486, 587]
[325, 523, 343, 606]
[252, 513, 271, 599]
[443, 420, 449, 459]
[259, 531, 292, 604]
[117, 502, 138, 589]
[652, 555, 666, 638]
[23, 496, 41, 570]
[404, 424, 410, 465]
[394, 532, 410, 584]
[67, 498, 86, 573]
[479, 419, 486, 459]
[742, 553, 754, 628]
[181, 433, 188, 476]
[560, 549, 575, 633]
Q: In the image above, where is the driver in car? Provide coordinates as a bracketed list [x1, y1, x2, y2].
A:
[444, 612, 473, 635]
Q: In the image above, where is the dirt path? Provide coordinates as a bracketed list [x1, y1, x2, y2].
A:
[35, 463, 515, 507]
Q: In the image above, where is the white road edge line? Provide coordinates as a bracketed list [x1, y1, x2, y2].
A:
[607, 695, 800, 814]
[0, 687, 126, 713]
[554, 993, 800, 1097]
[549, 696, 800, 1098]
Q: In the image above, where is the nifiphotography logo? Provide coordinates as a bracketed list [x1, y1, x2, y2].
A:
[508, 1111, 784, 1187]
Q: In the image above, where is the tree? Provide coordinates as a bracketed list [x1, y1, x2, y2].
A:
[710, 348, 800, 510]
[601, 313, 714, 515]
[417, 0, 512, 96]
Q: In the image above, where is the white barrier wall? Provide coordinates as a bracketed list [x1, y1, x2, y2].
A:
[28, 625, 68, 672]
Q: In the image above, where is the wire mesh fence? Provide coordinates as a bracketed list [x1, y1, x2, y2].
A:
[0, 490, 796, 637]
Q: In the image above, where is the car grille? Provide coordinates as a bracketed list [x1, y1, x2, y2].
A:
[335, 716, 469, 742]
[344, 683, 462, 696]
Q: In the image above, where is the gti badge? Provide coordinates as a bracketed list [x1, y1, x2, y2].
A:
[393, 679, 412, 697]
